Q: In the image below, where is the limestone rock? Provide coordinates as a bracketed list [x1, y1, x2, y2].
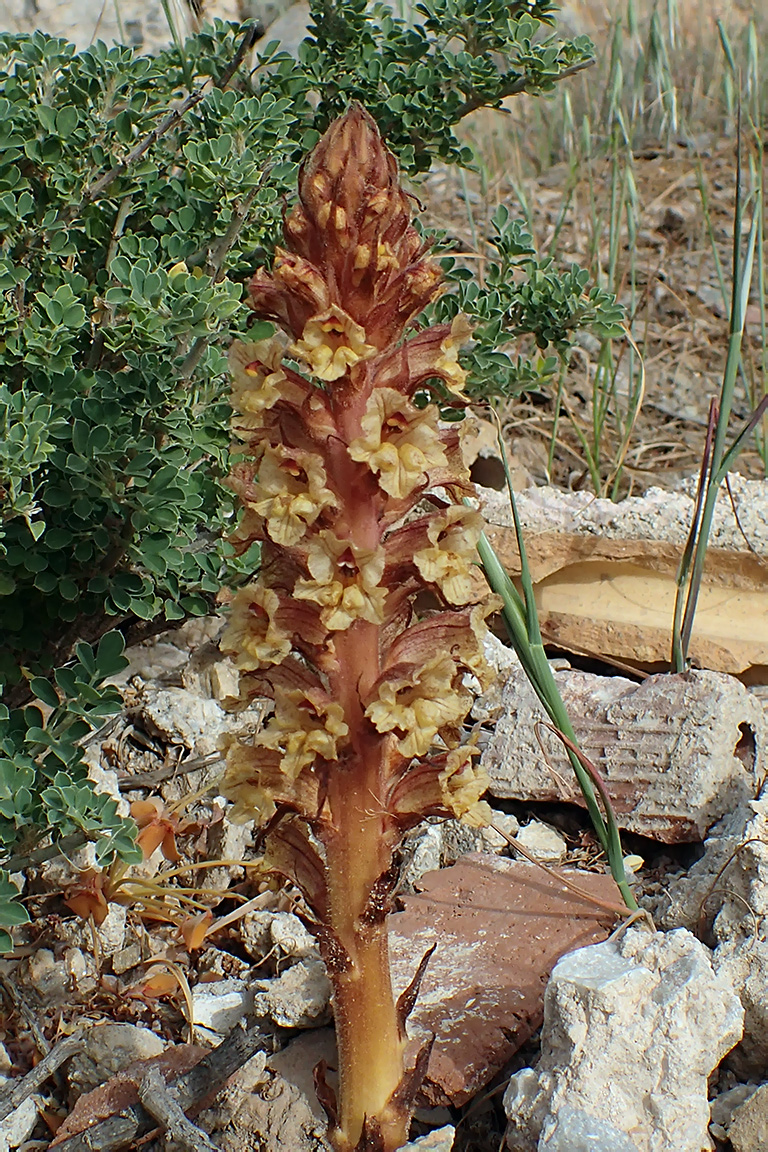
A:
[713, 940, 768, 1078]
[67, 1024, 166, 1098]
[401, 1126, 456, 1151]
[140, 687, 231, 756]
[516, 820, 567, 864]
[504, 926, 743, 1151]
[709, 1084, 759, 1142]
[727, 1083, 768, 1152]
[241, 909, 317, 965]
[192, 980, 251, 1041]
[252, 959, 331, 1029]
[481, 664, 766, 842]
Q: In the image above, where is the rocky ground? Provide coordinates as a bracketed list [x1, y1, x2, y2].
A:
[1, 466, 767, 1151]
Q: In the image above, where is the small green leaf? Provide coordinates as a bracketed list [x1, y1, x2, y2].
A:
[55, 106, 79, 138]
[29, 677, 59, 709]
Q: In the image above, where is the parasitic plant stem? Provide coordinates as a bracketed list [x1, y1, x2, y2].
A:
[221, 104, 495, 1151]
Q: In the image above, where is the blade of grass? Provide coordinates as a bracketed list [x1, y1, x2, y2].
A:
[473, 409, 637, 911]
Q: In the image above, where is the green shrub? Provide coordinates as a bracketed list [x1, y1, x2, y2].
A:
[0, 631, 141, 948]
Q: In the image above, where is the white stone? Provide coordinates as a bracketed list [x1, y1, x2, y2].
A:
[252, 959, 331, 1029]
[192, 979, 251, 1040]
[141, 687, 231, 756]
[25, 948, 71, 1005]
[0, 1089, 38, 1152]
[240, 909, 316, 965]
[662, 794, 768, 1077]
[713, 940, 768, 1078]
[504, 926, 744, 1152]
[241, 909, 276, 962]
[539, 1104, 640, 1150]
[516, 820, 567, 864]
[268, 913, 317, 961]
[401, 1125, 456, 1151]
[480, 811, 520, 852]
[403, 824, 444, 888]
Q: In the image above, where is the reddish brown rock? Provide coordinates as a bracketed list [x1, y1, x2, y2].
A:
[388, 853, 621, 1106]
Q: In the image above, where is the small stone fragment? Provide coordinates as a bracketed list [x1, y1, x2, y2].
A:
[191, 980, 251, 1040]
[516, 820, 566, 864]
[709, 1083, 759, 1140]
[25, 947, 71, 1005]
[504, 926, 744, 1152]
[401, 1125, 456, 1151]
[0, 1092, 39, 1151]
[480, 811, 520, 853]
[402, 824, 444, 889]
[141, 687, 232, 756]
[727, 1082, 768, 1152]
[67, 1024, 167, 1098]
[251, 958, 331, 1029]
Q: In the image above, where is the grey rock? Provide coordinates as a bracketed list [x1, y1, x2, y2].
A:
[652, 798, 761, 934]
[67, 1023, 166, 1097]
[268, 1027, 337, 1123]
[24, 947, 72, 1005]
[728, 1083, 768, 1152]
[0, 1090, 38, 1152]
[252, 958, 331, 1029]
[504, 926, 744, 1152]
[196, 1044, 331, 1151]
[481, 476, 768, 555]
[117, 641, 188, 685]
[713, 940, 768, 1078]
[709, 1083, 759, 1140]
[402, 824, 444, 889]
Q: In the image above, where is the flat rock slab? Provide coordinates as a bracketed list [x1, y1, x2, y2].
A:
[480, 478, 768, 674]
[388, 854, 619, 1107]
[478, 663, 766, 843]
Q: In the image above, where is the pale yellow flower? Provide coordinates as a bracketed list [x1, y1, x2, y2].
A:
[439, 746, 492, 827]
[433, 315, 472, 396]
[293, 532, 387, 631]
[222, 738, 321, 824]
[290, 304, 377, 382]
[348, 388, 448, 498]
[365, 653, 472, 757]
[228, 338, 287, 427]
[220, 584, 292, 671]
[251, 445, 337, 546]
[259, 686, 349, 779]
[413, 505, 483, 604]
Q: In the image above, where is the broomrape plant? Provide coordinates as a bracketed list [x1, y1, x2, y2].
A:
[221, 104, 496, 1151]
